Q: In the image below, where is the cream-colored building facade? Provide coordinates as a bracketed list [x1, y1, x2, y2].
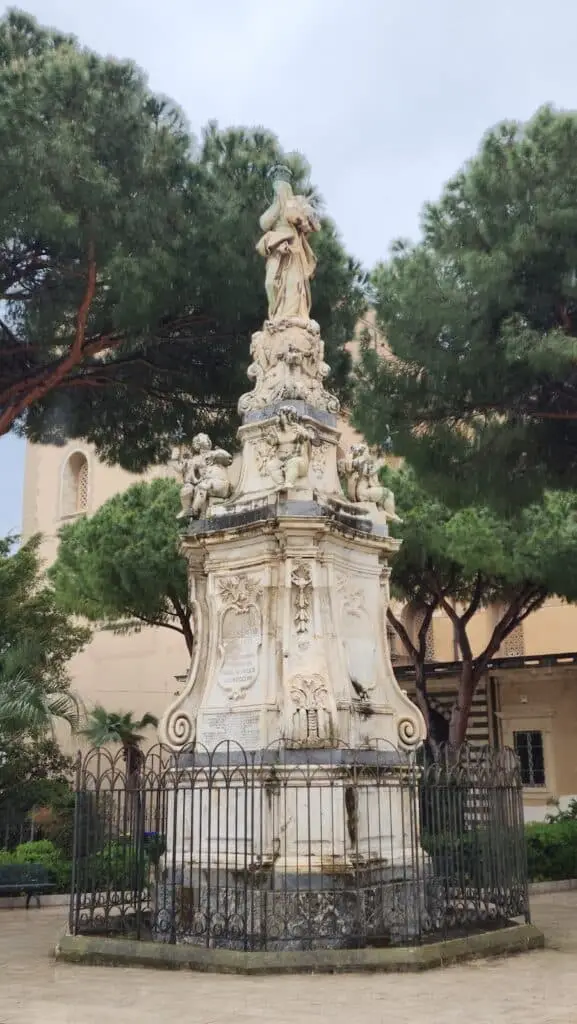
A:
[21, 315, 577, 821]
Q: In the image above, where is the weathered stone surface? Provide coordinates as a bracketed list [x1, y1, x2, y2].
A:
[55, 923, 545, 973]
[160, 514, 423, 754]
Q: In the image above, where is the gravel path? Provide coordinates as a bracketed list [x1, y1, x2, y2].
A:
[0, 893, 575, 1024]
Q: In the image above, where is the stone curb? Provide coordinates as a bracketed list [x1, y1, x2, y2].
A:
[54, 923, 544, 975]
[529, 879, 577, 895]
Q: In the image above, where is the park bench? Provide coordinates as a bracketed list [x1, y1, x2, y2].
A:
[0, 863, 56, 907]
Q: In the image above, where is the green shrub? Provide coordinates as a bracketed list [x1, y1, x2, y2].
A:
[11, 839, 57, 862]
[525, 819, 577, 882]
[10, 839, 72, 892]
[31, 790, 108, 860]
[83, 839, 149, 893]
[421, 828, 514, 888]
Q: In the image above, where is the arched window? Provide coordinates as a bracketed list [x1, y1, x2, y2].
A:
[61, 452, 89, 517]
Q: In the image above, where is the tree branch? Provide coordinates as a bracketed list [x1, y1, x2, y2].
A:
[472, 584, 546, 681]
[386, 606, 417, 661]
[0, 241, 101, 434]
[167, 587, 194, 655]
[118, 613, 186, 636]
[516, 586, 547, 624]
[460, 572, 484, 628]
[416, 599, 438, 663]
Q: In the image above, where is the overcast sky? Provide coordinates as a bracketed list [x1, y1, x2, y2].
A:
[1, 0, 575, 535]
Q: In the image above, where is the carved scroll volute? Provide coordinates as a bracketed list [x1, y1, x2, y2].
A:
[158, 550, 205, 751]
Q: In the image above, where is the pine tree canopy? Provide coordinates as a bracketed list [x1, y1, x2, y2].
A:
[388, 467, 577, 609]
[355, 105, 577, 507]
[0, 11, 366, 470]
[49, 479, 192, 653]
[385, 466, 577, 744]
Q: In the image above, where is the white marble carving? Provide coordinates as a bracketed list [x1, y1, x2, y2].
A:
[238, 318, 339, 415]
[289, 674, 332, 744]
[160, 165, 426, 758]
[173, 434, 233, 519]
[159, 166, 429, 921]
[291, 562, 312, 634]
[335, 574, 377, 698]
[339, 442, 401, 523]
[215, 575, 262, 702]
[264, 405, 319, 489]
[256, 175, 320, 322]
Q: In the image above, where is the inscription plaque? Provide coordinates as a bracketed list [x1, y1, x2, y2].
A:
[198, 710, 261, 749]
[217, 603, 261, 701]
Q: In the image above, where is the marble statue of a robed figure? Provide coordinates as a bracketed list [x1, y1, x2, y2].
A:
[256, 173, 320, 322]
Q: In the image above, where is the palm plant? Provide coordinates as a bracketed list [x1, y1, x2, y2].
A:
[82, 707, 158, 838]
[0, 643, 80, 741]
[81, 707, 158, 778]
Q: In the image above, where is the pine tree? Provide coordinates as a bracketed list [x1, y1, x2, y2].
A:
[49, 479, 192, 653]
[0, 12, 366, 470]
[355, 106, 577, 507]
[385, 468, 577, 745]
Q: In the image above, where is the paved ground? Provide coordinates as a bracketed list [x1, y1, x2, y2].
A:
[0, 894, 576, 1024]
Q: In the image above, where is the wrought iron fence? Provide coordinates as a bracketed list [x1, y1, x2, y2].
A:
[68, 742, 529, 951]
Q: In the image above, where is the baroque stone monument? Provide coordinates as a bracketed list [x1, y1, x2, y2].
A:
[160, 165, 425, 755]
[157, 168, 427, 947]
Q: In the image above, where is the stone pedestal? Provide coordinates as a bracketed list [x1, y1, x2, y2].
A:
[160, 407, 424, 756]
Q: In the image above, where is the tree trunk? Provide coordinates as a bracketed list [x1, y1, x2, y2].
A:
[167, 589, 194, 655]
[446, 584, 547, 748]
[181, 615, 194, 656]
[411, 661, 448, 755]
[449, 659, 477, 748]
[0, 244, 101, 436]
[386, 603, 448, 753]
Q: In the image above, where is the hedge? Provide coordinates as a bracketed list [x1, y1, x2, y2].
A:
[525, 819, 577, 882]
[0, 839, 71, 891]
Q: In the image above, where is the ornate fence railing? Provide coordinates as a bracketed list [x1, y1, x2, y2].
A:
[68, 742, 529, 951]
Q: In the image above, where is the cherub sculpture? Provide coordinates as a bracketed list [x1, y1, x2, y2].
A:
[339, 442, 401, 522]
[173, 433, 233, 519]
[265, 405, 319, 489]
